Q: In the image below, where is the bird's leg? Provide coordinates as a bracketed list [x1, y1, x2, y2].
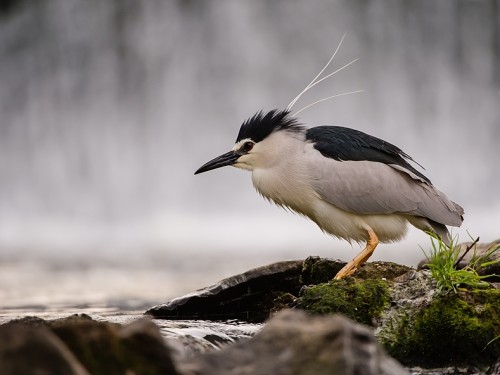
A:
[334, 229, 379, 279]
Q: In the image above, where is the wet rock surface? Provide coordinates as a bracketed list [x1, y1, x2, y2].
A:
[159, 319, 261, 360]
[146, 260, 304, 322]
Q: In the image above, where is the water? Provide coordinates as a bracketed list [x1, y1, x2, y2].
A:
[0, 0, 499, 318]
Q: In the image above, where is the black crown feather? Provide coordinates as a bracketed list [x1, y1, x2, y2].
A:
[236, 109, 304, 143]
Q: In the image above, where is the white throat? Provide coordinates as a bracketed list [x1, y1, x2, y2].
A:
[246, 131, 318, 215]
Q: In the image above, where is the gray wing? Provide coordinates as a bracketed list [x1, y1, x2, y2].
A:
[305, 145, 464, 226]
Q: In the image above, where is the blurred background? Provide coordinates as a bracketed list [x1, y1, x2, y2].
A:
[0, 0, 499, 312]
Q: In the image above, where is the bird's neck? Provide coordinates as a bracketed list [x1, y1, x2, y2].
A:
[251, 141, 318, 216]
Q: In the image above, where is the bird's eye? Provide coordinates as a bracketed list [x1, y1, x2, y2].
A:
[241, 141, 254, 152]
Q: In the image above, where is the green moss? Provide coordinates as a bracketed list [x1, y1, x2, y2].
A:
[384, 288, 500, 367]
[297, 278, 390, 326]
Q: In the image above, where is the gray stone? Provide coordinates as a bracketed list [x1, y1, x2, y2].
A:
[0, 323, 90, 375]
[48, 315, 178, 375]
[119, 317, 179, 374]
[179, 309, 408, 375]
[2, 314, 179, 375]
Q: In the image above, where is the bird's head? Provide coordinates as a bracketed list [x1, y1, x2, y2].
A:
[195, 109, 304, 174]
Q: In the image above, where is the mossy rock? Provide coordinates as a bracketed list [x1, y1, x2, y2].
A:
[300, 256, 345, 285]
[382, 288, 500, 368]
[296, 264, 500, 369]
[354, 261, 412, 280]
[301, 256, 412, 285]
[297, 278, 391, 326]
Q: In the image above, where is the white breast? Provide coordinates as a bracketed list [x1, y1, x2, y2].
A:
[249, 132, 319, 217]
[252, 166, 319, 217]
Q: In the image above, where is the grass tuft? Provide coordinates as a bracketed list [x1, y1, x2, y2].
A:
[423, 233, 500, 293]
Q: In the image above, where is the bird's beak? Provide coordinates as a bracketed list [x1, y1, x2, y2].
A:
[194, 150, 241, 175]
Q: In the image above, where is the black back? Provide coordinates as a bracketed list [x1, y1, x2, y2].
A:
[236, 110, 304, 143]
[306, 126, 431, 184]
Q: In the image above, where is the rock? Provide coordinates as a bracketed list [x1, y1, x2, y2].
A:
[146, 258, 410, 323]
[296, 277, 391, 326]
[119, 318, 179, 374]
[376, 273, 500, 369]
[51, 315, 178, 375]
[300, 256, 346, 284]
[146, 260, 303, 322]
[489, 356, 500, 375]
[0, 323, 90, 375]
[179, 309, 408, 375]
[3, 314, 178, 375]
[296, 268, 500, 370]
[408, 366, 486, 374]
[301, 256, 411, 285]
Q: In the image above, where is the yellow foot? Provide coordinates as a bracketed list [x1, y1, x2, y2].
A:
[333, 229, 379, 280]
[334, 262, 359, 279]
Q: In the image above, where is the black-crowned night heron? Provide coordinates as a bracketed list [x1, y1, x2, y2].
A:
[194, 45, 464, 279]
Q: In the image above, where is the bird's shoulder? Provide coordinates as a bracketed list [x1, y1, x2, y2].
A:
[305, 125, 430, 184]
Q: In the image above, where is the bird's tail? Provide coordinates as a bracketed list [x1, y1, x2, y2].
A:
[427, 219, 452, 246]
